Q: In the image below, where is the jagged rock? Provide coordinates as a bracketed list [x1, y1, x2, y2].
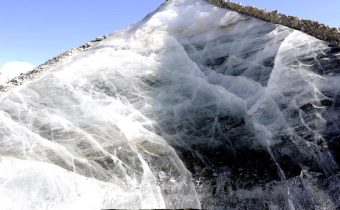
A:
[209, 0, 340, 47]
[95, 36, 105, 41]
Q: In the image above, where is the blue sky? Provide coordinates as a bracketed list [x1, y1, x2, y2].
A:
[0, 0, 339, 68]
[0, 0, 163, 67]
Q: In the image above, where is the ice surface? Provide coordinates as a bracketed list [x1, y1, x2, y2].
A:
[0, 0, 339, 209]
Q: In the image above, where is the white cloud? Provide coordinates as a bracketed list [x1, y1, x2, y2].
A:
[0, 61, 35, 85]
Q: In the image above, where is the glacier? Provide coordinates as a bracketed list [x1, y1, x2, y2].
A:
[0, 0, 340, 209]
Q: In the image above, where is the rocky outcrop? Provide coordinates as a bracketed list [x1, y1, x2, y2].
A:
[207, 0, 340, 47]
[0, 36, 108, 94]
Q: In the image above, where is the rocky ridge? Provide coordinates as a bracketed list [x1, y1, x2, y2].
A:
[207, 0, 340, 47]
[0, 36, 107, 95]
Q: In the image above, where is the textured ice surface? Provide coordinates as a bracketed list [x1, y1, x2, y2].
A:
[0, 0, 340, 209]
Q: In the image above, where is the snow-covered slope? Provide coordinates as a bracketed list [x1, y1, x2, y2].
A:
[0, 0, 339, 209]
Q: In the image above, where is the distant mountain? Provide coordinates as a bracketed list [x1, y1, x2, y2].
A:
[0, 0, 339, 209]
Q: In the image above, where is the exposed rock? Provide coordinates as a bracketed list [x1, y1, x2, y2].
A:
[0, 37, 107, 95]
[95, 36, 105, 41]
[207, 0, 340, 47]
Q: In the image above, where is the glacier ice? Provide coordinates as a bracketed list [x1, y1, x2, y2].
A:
[0, 0, 340, 209]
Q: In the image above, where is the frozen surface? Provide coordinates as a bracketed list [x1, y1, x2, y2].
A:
[0, 0, 340, 209]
